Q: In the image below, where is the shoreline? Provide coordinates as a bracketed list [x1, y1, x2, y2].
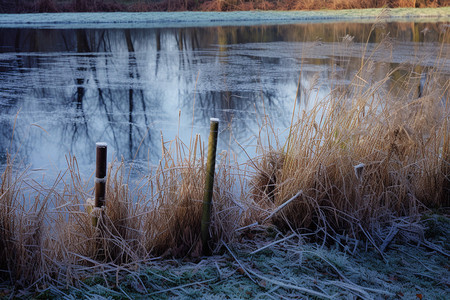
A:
[0, 7, 449, 29]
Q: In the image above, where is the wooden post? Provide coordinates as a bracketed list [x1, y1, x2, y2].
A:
[201, 118, 219, 256]
[93, 142, 107, 226]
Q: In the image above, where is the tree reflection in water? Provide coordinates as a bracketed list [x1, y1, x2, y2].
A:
[0, 21, 448, 174]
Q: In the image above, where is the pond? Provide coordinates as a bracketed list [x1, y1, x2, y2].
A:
[0, 11, 449, 179]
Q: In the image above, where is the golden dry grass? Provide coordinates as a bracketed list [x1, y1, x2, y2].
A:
[0, 155, 51, 288]
[0, 32, 448, 293]
[249, 37, 449, 243]
[144, 135, 241, 257]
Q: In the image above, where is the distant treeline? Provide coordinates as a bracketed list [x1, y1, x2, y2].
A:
[0, 0, 447, 13]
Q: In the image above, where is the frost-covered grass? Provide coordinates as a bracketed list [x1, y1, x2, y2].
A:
[2, 218, 448, 299]
[0, 7, 449, 28]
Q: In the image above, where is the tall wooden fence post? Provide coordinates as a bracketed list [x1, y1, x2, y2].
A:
[93, 142, 107, 226]
[201, 118, 219, 256]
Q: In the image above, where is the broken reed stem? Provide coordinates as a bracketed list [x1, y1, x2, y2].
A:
[201, 118, 219, 256]
[93, 142, 107, 226]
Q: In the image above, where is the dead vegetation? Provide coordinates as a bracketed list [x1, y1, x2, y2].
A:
[0, 29, 448, 298]
[1, 0, 447, 13]
[144, 136, 240, 258]
[248, 29, 449, 247]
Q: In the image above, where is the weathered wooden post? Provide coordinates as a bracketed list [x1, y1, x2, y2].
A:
[93, 142, 107, 226]
[201, 118, 219, 256]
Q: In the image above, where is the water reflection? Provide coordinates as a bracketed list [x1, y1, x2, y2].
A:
[0, 21, 448, 174]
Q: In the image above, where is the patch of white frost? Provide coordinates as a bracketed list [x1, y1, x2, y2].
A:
[0, 8, 448, 29]
[96, 142, 107, 147]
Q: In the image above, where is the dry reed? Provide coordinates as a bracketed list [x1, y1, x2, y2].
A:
[250, 35, 449, 244]
[144, 135, 240, 257]
[0, 133, 243, 290]
[0, 155, 50, 289]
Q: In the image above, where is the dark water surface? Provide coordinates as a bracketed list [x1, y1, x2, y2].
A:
[0, 21, 449, 177]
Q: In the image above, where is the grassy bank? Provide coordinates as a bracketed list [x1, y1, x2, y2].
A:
[0, 32, 449, 297]
[1, 0, 448, 13]
[3, 223, 447, 299]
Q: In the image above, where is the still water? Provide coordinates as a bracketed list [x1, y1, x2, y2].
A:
[0, 20, 449, 177]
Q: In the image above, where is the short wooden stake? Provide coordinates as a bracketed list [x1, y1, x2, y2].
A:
[93, 142, 107, 226]
[201, 118, 219, 256]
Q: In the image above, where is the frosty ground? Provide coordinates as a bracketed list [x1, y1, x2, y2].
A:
[2, 214, 445, 299]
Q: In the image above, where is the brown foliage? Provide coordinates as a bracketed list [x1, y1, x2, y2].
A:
[250, 51, 449, 240]
[2, 0, 446, 13]
[0, 156, 48, 287]
[145, 139, 239, 258]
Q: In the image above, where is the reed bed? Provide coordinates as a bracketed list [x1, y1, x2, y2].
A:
[0, 36, 448, 296]
[0, 156, 49, 289]
[250, 42, 449, 246]
[143, 135, 241, 257]
[0, 133, 245, 291]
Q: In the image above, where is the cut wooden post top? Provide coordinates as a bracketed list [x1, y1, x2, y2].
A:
[95, 142, 107, 179]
